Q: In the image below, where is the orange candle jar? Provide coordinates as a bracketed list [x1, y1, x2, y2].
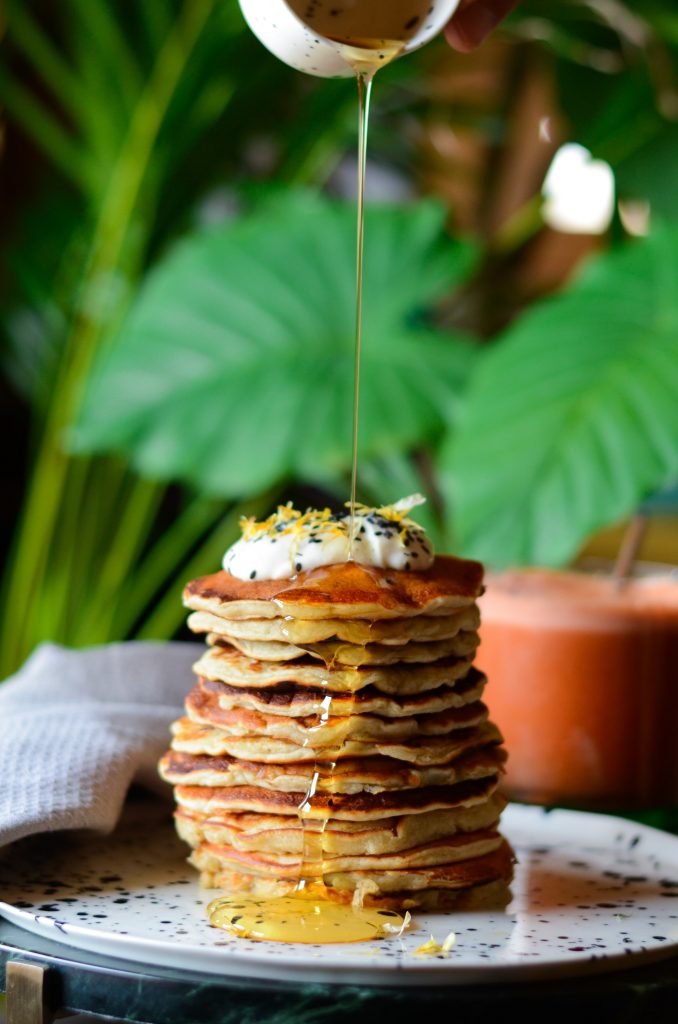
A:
[477, 566, 678, 810]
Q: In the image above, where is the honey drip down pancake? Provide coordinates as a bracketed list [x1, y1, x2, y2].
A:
[160, 544, 513, 911]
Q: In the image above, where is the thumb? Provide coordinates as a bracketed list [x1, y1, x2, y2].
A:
[445, 0, 520, 52]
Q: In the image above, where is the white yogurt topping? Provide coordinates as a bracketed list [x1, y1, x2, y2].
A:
[223, 495, 434, 580]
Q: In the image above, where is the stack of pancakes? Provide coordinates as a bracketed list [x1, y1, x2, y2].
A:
[159, 557, 513, 909]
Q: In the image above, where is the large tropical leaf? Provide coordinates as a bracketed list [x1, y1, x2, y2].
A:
[439, 225, 678, 568]
[71, 192, 476, 498]
[615, 125, 678, 221]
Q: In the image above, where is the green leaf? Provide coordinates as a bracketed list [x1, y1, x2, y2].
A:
[0, 66, 96, 193]
[439, 225, 678, 568]
[4, 1, 88, 124]
[359, 451, 445, 550]
[615, 124, 678, 220]
[71, 193, 477, 498]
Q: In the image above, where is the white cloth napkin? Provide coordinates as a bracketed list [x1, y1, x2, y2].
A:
[0, 641, 198, 849]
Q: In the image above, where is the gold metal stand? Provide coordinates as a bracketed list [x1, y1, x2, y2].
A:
[5, 963, 54, 1024]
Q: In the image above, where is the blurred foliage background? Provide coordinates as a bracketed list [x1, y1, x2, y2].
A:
[1, 0, 677, 675]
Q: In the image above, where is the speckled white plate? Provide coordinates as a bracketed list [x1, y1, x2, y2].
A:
[1, 800, 678, 985]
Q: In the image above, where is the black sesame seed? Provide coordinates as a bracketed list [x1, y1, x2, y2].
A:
[249, 571, 256, 580]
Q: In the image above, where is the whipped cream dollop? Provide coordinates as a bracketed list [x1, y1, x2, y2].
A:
[223, 495, 435, 581]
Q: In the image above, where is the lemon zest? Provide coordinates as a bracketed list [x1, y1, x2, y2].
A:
[239, 494, 427, 543]
[413, 931, 456, 957]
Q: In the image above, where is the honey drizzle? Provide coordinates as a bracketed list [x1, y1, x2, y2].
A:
[208, 34, 416, 948]
[348, 68, 374, 561]
[207, 669, 408, 944]
[296, 687, 336, 893]
[207, 891, 404, 944]
[288, 659, 407, 940]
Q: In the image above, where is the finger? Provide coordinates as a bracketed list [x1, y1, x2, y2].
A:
[445, 0, 520, 52]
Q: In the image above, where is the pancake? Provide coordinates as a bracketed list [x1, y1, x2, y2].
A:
[173, 793, 507, 855]
[173, 775, 500, 820]
[195, 645, 476, 694]
[168, 720, 503, 765]
[191, 840, 514, 907]
[197, 670, 486, 718]
[220, 631, 479, 665]
[179, 691, 489, 745]
[159, 744, 506, 794]
[190, 830, 504, 877]
[184, 556, 484, 621]
[187, 605, 480, 645]
[190, 870, 511, 911]
[168, 722, 502, 766]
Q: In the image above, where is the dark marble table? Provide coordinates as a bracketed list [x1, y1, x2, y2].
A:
[2, 916, 678, 1024]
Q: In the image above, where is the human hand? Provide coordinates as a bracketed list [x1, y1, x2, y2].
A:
[445, 0, 520, 52]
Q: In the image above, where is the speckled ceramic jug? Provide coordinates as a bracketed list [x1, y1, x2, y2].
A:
[239, 0, 461, 77]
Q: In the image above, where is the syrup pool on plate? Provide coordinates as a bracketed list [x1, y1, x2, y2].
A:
[207, 889, 408, 944]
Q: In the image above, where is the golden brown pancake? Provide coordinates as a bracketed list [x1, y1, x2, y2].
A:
[189, 870, 511, 910]
[190, 830, 504, 876]
[173, 793, 507, 855]
[191, 840, 515, 907]
[159, 745, 506, 794]
[187, 606, 480, 644]
[196, 670, 486, 718]
[219, 631, 479, 665]
[173, 775, 499, 820]
[184, 556, 484, 621]
[172, 723, 502, 767]
[179, 691, 489, 744]
[168, 719, 502, 765]
[195, 644, 477, 694]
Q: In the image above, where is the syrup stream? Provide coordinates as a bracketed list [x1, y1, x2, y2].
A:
[209, 46, 411, 948]
[295, 689, 335, 894]
[348, 69, 374, 561]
